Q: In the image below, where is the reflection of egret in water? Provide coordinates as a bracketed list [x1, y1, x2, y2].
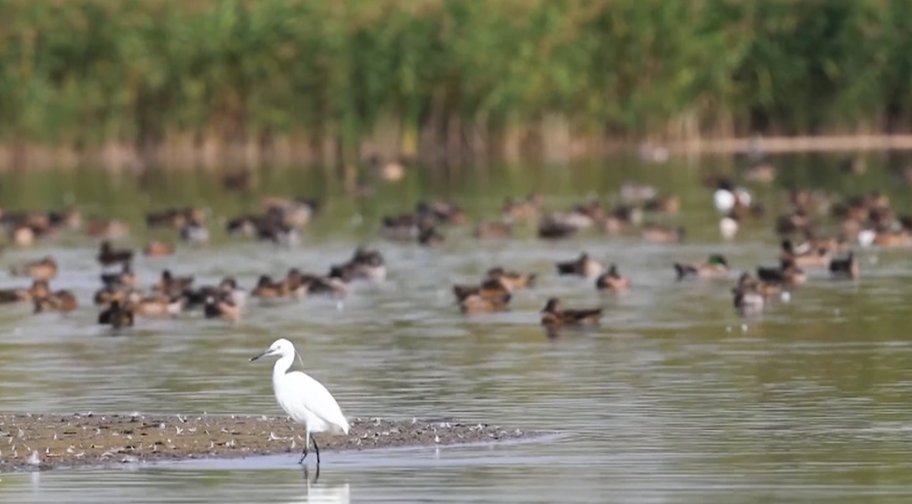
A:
[292, 467, 350, 504]
[31, 471, 41, 494]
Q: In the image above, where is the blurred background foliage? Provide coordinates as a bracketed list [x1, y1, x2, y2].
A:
[0, 0, 910, 163]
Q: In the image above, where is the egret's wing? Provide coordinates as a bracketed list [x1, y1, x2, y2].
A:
[286, 371, 349, 433]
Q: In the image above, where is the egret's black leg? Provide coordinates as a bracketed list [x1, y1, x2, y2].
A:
[313, 436, 321, 466]
[298, 437, 308, 464]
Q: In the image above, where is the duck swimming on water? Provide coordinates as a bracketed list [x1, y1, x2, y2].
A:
[98, 300, 134, 329]
[540, 297, 602, 328]
[97, 241, 133, 267]
[674, 254, 730, 280]
[595, 264, 630, 292]
[556, 253, 604, 279]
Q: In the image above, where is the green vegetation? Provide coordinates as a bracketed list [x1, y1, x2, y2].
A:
[0, 0, 910, 163]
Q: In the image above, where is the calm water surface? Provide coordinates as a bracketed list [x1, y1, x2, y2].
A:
[1, 155, 912, 502]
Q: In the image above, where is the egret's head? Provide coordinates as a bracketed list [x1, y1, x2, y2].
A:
[250, 338, 294, 362]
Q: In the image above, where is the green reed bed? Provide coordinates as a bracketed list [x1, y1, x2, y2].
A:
[1, 0, 911, 165]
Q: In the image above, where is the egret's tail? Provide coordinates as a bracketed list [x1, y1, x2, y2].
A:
[339, 416, 350, 435]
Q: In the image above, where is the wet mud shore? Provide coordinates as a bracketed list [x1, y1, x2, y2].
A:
[0, 413, 533, 472]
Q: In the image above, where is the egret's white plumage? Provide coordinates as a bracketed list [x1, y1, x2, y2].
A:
[251, 338, 349, 465]
[714, 184, 752, 215]
[857, 229, 876, 247]
[713, 188, 736, 214]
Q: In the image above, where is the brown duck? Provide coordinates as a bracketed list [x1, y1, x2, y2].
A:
[0, 287, 30, 304]
[128, 293, 183, 317]
[145, 207, 203, 230]
[154, 269, 194, 297]
[735, 272, 781, 298]
[556, 253, 603, 278]
[418, 225, 445, 247]
[379, 213, 426, 241]
[643, 196, 680, 215]
[595, 264, 630, 292]
[287, 269, 348, 298]
[143, 241, 175, 257]
[261, 196, 319, 228]
[98, 300, 135, 329]
[458, 291, 511, 314]
[0, 279, 47, 304]
[779, 239, 829, 268]
[731, 273, 777, 313]
[204, 292, 242, 323]
[829, 252, 860, 280]
[474, 221, 513, 239]
[416, 200, 466, 225]
[757, 258, 807, 286]
[329, 247, 386, 282]
[33, 290, 78, 313]
[642, 225, 685, 244]
[94, 284, 133, 306]
[86, 218, 130, 239]
[10, 256, 58, 281]
[251, 275, 290, 299]
[873, 230, 912, 248]
[674, 254, 730, 280]
[184, 277, 244, 309]
[100, 262, 137, 289]
[540, 297, 602, 327]
[485, 267, 536, 292]
[453, 278, 511, 303]
[537, 216, 578, 239]
[97, 241, 133, 267]
[501, 194, 542, 222]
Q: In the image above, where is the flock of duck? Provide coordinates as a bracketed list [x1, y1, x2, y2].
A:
[0, 196, 371, 329]
[436, 175, 905, 327]
[0, 167, 909, 333]
[0, 240, 384, 329]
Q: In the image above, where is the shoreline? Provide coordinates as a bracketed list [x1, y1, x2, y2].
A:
[3, 133, 912, 171]
[666, 134, 912, 155]
[0, 413, 534, 473]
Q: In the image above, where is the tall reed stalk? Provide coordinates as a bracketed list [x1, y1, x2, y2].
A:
[0, 0, 909, 167]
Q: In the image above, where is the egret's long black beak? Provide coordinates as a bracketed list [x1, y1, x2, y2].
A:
[250, 350, 269, 362]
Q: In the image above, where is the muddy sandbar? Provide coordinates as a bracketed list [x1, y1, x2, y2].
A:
[0, 413, 532, 472]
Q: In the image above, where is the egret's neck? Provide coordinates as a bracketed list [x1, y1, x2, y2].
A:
[272, 352, 295, 381]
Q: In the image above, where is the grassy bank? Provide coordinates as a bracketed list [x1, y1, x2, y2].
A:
[1, 0, 912, 168]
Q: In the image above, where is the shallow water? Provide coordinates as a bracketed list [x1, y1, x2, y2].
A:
[2, 154, 912, 502]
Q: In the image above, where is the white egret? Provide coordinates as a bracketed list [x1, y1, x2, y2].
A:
[250, 338, 350, 466]
[713, 180, 753, 215]
[857, 229, 876, 247]
[713, 186, 736, 214]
